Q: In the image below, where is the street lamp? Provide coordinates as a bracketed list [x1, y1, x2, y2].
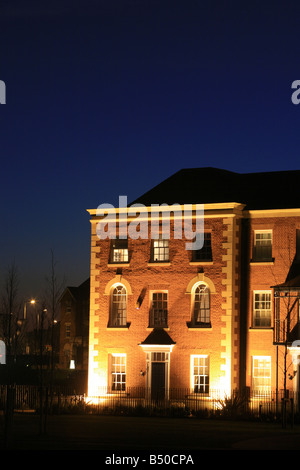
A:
[23, 299, 36, 320]
[26, 299, 48, 435]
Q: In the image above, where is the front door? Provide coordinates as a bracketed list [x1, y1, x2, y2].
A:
[151, 362, 165, 400]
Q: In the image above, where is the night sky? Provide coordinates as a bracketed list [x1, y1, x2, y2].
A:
[0, 0, 300, 301]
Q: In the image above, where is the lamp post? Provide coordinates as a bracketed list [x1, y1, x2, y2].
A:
[23, 299, 36, 321]
[39, 305, 48, 435]
[24, 298, 48, 434]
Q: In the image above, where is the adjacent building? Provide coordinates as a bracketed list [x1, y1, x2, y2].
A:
[59, 278, 90, 370]
[87, 168, 300, 403]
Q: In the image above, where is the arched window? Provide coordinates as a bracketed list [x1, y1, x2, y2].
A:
[193, 284, 210, 326]
[110, 284, 127, 326]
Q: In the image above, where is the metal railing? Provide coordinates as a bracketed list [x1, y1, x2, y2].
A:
[0, 385, 298, 421]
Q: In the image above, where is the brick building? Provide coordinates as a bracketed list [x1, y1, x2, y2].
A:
[87, 168, 300, 403]
[59, 278, 90, 370]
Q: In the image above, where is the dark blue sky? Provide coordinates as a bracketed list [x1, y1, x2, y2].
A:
[0, 0, 300, 300]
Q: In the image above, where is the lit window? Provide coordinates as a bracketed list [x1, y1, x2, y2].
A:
[110, 238, 129, 263]
[193, 284, 210, 326]
[192, 233, 212, 261]
[110, 285, 127, 326]
[150, 292, 168, 327]
[253, 291, 271, 327]
[192, 355, 209, 394]
[253, 230, 272, 261]
[151, 237, 169, 262]
[252, 356, 271, 396]
[151, 352, 169, 362]
[111, 354, 126, 391]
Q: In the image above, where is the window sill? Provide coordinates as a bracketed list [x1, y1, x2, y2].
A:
[189, 261, 213, 266]
[186, 322, 212, 330]
[107, 391, 128, 396]
[147, 262, 170, 267]
[107, 263, 130, 268]
[250, 258, 275, 265]
[107, 323, 131, 330]
[147, 326, 169, 330]
[249, 326, 273, 331]
[185, 392, 210, 398]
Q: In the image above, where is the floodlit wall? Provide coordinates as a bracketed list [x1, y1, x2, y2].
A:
[87, 203, 244, 398]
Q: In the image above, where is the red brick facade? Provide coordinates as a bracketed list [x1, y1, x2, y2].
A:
[245, 212, 300, 395]
[87, 169, 300, 401]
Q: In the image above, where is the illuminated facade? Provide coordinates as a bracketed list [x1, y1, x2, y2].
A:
[87, 168, 300, 401]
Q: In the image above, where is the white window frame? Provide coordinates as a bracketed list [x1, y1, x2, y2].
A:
[109, 353, 126, 392]
[252, 356, 271, 397]
[152, 237, 169, 262]
[111, 239, 129, 263]
[253, 229, 273, 261]
[253, 290, 272, 328]
[191, 355, 209, 394]
[109, 284, 127, 327]
[192, 282, 211, 325]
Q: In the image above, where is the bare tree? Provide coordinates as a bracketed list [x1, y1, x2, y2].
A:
[44, 249, 65, 341]
[44, 249, 65, 408]
[0, 261, 23, 447]
[0, 261, 23, 363]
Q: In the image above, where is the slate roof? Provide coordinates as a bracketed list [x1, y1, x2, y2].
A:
[132, 167, 300, 210]
[140, 328, 176, 346]
[61, 278, 90, 302]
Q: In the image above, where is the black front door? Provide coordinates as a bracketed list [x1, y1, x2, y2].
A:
[151, 362, 165, 400]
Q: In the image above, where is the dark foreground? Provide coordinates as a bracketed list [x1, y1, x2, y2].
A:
[1, 413, 300, 455]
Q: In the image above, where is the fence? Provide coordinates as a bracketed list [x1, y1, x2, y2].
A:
[85, 387, 299, 419]
[0, 385, 298, 422]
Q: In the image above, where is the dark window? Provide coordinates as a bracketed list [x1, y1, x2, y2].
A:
[296, 229, 300, 261]
[192, 233, 212, 262]
[253, 231, 272, 261]
[149, 292, 168, 327]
